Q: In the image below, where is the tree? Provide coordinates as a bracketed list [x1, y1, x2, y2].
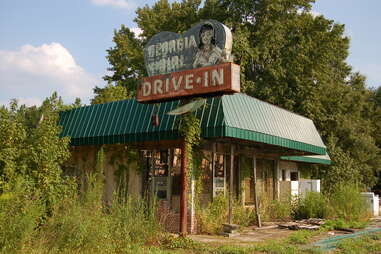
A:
[92, 83, 130, 105]
[0, 93, 72, 208]
[101, 0, 381, 189]
[103, 25, 145, 98]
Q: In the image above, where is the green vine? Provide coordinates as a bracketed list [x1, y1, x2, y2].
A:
[179, 112, 205, 225]
[95, 146, 105, 177]
[179, 113, 201, 174]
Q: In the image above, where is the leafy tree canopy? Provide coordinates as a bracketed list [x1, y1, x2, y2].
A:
[0, 92, 77, 208]
[101, 0, 381, 189]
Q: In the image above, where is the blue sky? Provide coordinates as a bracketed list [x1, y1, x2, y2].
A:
[0, 0, 380, 106]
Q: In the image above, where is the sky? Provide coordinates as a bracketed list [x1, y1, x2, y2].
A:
[0, 0, 380, 107]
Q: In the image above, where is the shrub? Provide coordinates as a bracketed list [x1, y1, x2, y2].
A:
[292, 184, 370, 228]
[108, 197, 162, 247]
[0, 179, 44, 254]
[267, 199, 293, 221]
[327, 184, 370, 222]
[25, 173, 162, 253]
[233, 201, 256, 226]
[29, 192, 113, 253]
[197, 193, 227, 234]
[293, 191, 329, 219]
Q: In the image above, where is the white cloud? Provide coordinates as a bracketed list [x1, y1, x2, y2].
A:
[130, 27, 143, 38]
[90, 0, 134, 9]
[17, 97, 43, 107]
[0, 43, 98, 106]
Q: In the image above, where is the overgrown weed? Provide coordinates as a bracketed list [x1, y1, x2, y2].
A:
[0, 179, 44, 254]
[335, 232, 381, 254]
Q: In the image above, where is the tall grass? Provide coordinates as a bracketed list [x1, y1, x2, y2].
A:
[293, 184, 370, 227]
[0, 179, 44, 254]
[197, 194, 227, 233]
[197, 194, 260, 233]
[1, 173, 162, 254]
[294, 191, 329, 219]
[328, 184, 369, 222]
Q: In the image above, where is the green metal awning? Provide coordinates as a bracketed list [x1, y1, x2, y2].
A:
[59, 93, 327, 155]
[281, 154, 331, 165]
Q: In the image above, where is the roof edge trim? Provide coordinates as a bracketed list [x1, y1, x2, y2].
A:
[223, 126, 326, 155]
[280, 155, 331, 165]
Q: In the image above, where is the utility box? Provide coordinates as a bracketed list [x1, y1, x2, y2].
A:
[299, 179, 320, 198]
[360, 192, 380, 217]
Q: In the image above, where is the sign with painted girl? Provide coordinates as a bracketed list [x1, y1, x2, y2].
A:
[138, 20, 240, 103]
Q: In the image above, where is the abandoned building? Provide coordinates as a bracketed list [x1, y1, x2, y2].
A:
[59, 92, 330, 234]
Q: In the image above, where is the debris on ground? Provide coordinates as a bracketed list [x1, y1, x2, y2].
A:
[278, 219, 324, 231]
[220, 223, 240, 237]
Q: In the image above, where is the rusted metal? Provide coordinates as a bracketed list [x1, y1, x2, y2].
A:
[180, 139, 188, 235]
[137, 63, 240, 103]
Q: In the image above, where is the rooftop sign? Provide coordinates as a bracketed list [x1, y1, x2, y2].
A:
[137, 62, 240, 102]
[138, 20, 239, 103]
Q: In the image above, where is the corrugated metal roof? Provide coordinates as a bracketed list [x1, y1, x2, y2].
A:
[59, 93, 326, 155]
[220, 94, 326, 155]
[281, 154, 331, 165]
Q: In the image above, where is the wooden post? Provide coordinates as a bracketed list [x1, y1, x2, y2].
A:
[212, 143, 216, 198]
[151, 150, 156, 201]
[275, 159, 280, 200]
[228, 144, 234, 224]
[180, 140, 188, 235]
[253, 154, 261, 227]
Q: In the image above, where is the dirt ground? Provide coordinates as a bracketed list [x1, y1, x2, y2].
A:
[189, 222, 297, 245]
[189, 217, 381, 246]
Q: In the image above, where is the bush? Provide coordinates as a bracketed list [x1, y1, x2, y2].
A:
[24, 173, 162, 253]
[29, 192, 113, 253]
[0, 179, 44, 254]
[293, 191, 329, 219]
[108, 197, 162, 247]
[233, 201, 256, 226]
[267, 199, 293, 221]
[292, 184, 370, 228]
[327, 184, 370, 222]
[197, 194, 227, 234]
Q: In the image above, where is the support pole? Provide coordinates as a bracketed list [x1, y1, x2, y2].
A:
[212, 143, 216, 198]
[180, 140, 188, 235]
[253, 154, 261, 227]
[275, 159, 280, 200]
[151, 150, 156, 202]
[228, 144, 234, 224]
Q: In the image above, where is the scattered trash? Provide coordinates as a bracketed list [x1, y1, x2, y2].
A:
[278, 219, 325, 231]
[220, 223, 240, 237]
